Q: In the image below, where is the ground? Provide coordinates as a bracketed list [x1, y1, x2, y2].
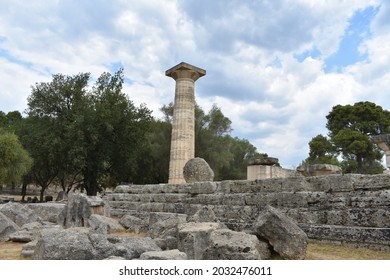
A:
[1, 239, 390, 260]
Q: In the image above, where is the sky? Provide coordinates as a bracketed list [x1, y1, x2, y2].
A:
[0, 0, 389, 169]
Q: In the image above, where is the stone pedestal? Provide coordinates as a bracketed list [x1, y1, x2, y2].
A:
[166, 62, 206, 184]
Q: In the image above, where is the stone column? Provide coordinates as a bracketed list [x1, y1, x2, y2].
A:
[166, 62, 206, 184]
[372, 134, 390, 171]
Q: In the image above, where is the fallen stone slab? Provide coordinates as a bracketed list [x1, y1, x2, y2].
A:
[0, 212, 19, 242]
[148, 212, 187, 238]
[253, 205, 308, 260]
[9, 222, 43, 242]
[140, 249, 188, 260]
[203, 229, 271, 260]
[88, 214, 125, 234]
[21, 240, 38, 258]
[0, 202, 39, 227]
[188, 205, 218, 222]
[119, 214, 148, 233]
[33, 227, 96, 260]
[28, 203, 65, 223]
[106, 236, 162, 259]
[177, 222, 226, 260]
[58, 193, 108, 228]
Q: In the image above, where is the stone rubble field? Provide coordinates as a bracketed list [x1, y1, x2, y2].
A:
[0, 193, 308, 260]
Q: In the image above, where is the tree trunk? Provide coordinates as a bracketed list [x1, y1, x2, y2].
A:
[357, 155, 363, 174]
[40, 186, 46, 202]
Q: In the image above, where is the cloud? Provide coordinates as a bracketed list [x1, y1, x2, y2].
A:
[0, 0, 389, 170]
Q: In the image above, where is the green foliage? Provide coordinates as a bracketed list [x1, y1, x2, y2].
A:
[7, 70, 259, 195]
[305, 134, 339, 165]
[305, 101, 389, 174]
[23, 69, 152, 196]
[0, 131, 32, 185]
[151, 103, 258, 181]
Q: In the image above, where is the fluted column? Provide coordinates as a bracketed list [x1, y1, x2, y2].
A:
[166, 62, 206, 184]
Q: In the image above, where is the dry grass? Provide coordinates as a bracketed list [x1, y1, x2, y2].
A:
[0, 241, 27, 260]
[1, 239, 389, 260]
[306, 241, 390, 260]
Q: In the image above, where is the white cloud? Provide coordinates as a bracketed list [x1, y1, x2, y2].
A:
[0, 0, 389, 169]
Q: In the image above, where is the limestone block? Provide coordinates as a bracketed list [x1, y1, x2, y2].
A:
[187, 206, 218, 223]
[21, 239, 38, 258]
[58, 193, 110, 228]
[203, 229, 271, 260]
[280, 177, 311, 192]
[177, 222, 226, 259]
[114, 185, 132, 193]
[183, 158, 214, 183]
[119, 214, 148, 233]
[296, 164, 342, 177]
[300, 224, 390, 247]
[0, 202, 39, 226]
[0, 212, 19, 242]
[106, 236, 162, 259]
[28, 203, 65, 223]
[148, 212, 187, 239]
[229, 180, 254, 193]
[33, 227, 95, 260]
[275, 192, 308, 208]
[190, 181, 217, 194]
[140, 249, 187, 260]
[88, 214, 125, 234]
[353, 174, 390, 191]
[222, 194, 247, 206]
[253, 206, 308, 260]
[250, 179, 283, 193]
[9, 221, 45, 242]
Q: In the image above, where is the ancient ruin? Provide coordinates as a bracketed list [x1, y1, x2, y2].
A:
[166, 62, 206, 184]
[372, 134, 390, 173]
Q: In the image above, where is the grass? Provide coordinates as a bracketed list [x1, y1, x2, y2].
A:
[1, 239, 389, 260]
[0, 241, 28, 260]
[306, 241, 390, 260]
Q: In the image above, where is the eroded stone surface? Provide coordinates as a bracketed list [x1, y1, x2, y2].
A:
[253, 206, 308, 260]
[203, 229, 271, 260]
[183, 157, 214, 183]
[177, 222, 226, 260]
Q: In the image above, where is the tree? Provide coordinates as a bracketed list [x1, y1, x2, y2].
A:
[153, 103, 259, 181]
[24, 69, 152, 196]
[304, 134, 339, 165]
[305, 101, 390, 174]
[0, 131, 32, 186]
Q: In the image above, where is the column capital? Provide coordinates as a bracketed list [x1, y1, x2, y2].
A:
[166, 62, 206, 81]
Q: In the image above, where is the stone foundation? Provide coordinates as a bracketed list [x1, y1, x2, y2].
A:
[106, 174, 390, 250]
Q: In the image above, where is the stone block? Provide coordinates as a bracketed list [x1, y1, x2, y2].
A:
[148, 212, 187, 239]
[28, 203, 65, 223]
[0, 212, 19, 242]
[140, 249, 187, 260]
[253, 206, 308, 260]
[187, 205, 218, 223]
[0, 202, 39, 227]
[33, 227, 95, 260]
[88, 214, 125, 234]
[190, 181, 217, 194]
[177, 222, 226, 259]
[203, 229, 271, 260]
[119, 214, 148, 233]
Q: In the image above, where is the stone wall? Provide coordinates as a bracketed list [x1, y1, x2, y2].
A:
[106, 174, 390, 250]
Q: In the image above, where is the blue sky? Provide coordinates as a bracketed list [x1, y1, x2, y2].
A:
[0, 0, 389, 169]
